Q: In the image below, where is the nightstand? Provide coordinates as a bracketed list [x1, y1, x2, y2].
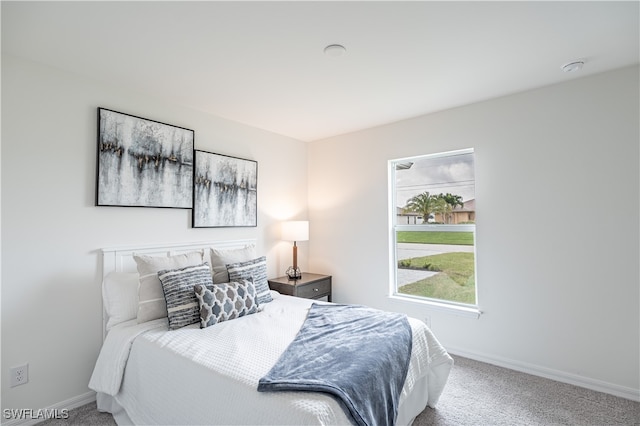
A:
[268, 273, 332, 302]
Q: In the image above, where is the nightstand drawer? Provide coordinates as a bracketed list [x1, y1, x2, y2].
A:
[296, 279, 331, 299]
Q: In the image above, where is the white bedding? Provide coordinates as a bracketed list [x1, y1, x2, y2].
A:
[90, 291, 453, 425]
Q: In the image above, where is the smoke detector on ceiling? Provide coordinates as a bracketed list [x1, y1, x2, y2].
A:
[561, 60, 585, 73]
[324, 44, 346, 57]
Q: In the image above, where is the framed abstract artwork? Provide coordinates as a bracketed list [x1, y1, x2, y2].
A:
[192, 150, 258, 228]
[96, 108, 194, 208]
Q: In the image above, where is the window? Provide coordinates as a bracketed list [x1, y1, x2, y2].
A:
[390, 148, 477, 311]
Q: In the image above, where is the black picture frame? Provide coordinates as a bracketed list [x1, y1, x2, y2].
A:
[96, 108, 194, 208]
[192, 150, 258, 228]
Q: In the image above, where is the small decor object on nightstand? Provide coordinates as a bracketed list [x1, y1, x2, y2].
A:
[285, 267, 301, 280]
[281, 220, 309, 280]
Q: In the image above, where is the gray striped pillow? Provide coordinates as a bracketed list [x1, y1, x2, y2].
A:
[158, 263, 213, 330]
[226, 256, 272, 305]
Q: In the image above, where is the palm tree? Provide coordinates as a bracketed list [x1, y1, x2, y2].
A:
[437, 193, 465, 224]
[432, 196, 448, 223]
[404, 192, 437, 224]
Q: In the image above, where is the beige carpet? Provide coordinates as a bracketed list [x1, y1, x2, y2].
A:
[40, 355, 639, 425]
[414, 356, 639, 426]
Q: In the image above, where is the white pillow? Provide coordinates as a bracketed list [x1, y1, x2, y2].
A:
[210, 244, 256, 283]
[134, 250, 205, 323]
[103, 272, 139, 332]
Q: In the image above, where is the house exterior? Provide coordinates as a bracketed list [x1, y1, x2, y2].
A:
[396, 207, 422, 224]
[448, 198, 475, 224]
[397, 199, 475, 225]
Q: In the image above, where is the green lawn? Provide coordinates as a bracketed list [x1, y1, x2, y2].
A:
[398, 252, 476, 304]
[397, 231, 474, 245]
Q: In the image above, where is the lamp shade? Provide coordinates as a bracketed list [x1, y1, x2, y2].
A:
[281, 221, 309, 242]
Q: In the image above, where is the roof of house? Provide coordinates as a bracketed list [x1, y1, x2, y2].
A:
[454, 199, 475, 212]
[396, 207, 421, 216]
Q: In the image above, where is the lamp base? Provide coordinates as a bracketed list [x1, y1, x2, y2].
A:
[286, 266, 302, 280]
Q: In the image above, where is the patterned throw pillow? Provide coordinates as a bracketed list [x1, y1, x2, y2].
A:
[194, 279, 259, 328]
[157, 263, 213, 330]
[226, 256, 273, 305]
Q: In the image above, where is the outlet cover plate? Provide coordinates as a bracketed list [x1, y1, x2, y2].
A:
[10, 364, 28, 387]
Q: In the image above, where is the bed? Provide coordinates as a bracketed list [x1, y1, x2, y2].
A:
[89, 240, 453, 425]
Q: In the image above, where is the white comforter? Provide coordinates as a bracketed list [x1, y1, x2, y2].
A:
[89, 292, 453, 425]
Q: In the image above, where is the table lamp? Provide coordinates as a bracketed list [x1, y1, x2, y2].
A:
[282, 220, 309, 280]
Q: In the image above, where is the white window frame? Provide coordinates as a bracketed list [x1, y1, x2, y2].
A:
[388, 149, 481, 318]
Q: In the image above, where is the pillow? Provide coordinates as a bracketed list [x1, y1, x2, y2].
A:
[134, 250, 205, 323]
[103, 272, 139, 331]
[158, 264, 213, 330]
[226, 256, 272, 305]
[194, 279, 258, 328]
[210, 244, 257, 283]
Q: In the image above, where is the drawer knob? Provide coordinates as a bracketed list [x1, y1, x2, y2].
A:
[314, 288, 319, 292]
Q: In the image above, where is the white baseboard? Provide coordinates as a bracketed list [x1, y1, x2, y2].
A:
[446, 346, 640, 402]
[2, 391, 96, 426]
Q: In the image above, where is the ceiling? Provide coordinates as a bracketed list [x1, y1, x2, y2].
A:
[2, 1, 638, 142]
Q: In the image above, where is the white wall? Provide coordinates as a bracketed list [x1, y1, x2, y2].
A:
[308, 66, 640, 399]
[1, 55, 310, 411]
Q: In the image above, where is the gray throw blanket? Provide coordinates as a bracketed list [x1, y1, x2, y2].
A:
[258, 303, 412, 426]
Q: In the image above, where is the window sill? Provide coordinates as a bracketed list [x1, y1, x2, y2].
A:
[388, 294, 482, 319]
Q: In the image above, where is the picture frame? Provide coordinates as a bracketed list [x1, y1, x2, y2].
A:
[96, 108, 194, 208]
[192, 150, 258, 228]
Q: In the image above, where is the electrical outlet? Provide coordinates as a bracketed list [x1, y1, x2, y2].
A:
[10, 364, 28, 387]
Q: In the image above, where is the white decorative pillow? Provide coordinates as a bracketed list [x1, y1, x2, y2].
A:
[134, 250, 205, 323]
[194, 279, 259, 328]
[158, 263, 213, 330]
[226, 256, 272, 305]
[210, 244, 256, 283]
[103, 272, 139, 331]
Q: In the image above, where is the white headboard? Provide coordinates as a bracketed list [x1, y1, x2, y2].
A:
[100, 239, 257, 339]
[101, 239, 257, 278]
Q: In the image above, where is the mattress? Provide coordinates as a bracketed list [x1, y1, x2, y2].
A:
[90, 291, 453, 425]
